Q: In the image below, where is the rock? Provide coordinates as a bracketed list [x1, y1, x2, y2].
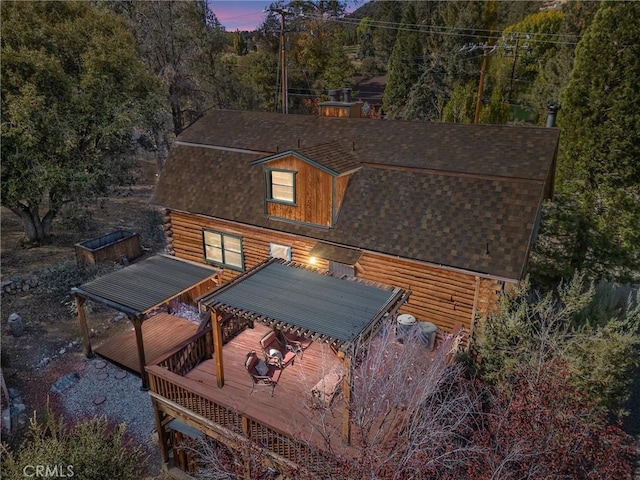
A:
[37, 357, 51, 369]
[7, 388, 20, 399]
[59, 348, 66, 355]
[2, 408, 11, 432]
[13, 402, 26, 414]
[50, 372, 80, 394]
[93, 395, 106, 405]
[7, 313, 24, 337]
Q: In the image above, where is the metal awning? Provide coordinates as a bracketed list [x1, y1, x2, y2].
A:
[200, 259, 409, 350]
[72, 255, 220, 316]
[309, 241, 362, 265]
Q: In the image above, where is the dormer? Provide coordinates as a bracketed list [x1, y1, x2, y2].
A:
[251, 142, 360, 228]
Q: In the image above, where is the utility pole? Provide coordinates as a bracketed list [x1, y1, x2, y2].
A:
[268, 6, 292, 114]
[474, 47, 489, 124]
[459, 41, 496, 124]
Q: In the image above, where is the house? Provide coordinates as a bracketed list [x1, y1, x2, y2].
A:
[146, 103, 560, 475]
[152, 104, 559, 337]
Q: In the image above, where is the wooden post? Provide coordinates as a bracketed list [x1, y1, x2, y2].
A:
[341, 354, 352, 445]
[76, 294, 93, 358]
[213, 310, 224, 388]
[132, 315, 149, 390]
[151, 397, 170, 466]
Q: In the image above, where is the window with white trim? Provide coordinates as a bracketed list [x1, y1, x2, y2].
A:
[268, 170, 296, 203]
[270, 243, 292, 261]
[203, 230, 244, 271]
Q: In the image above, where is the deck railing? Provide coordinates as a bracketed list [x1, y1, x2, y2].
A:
[157, 328, 213, 376]
[155, 316, 252, 376]
[146, 365, 342, 476]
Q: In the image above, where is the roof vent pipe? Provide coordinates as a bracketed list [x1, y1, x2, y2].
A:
[328, 89, 340, 102]
[546, 102, 561, 127]
[343, 88, 352, 103]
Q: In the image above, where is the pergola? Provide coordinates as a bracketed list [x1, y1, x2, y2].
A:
[198, 258, 410, 443]
[72, 255, 220, 389]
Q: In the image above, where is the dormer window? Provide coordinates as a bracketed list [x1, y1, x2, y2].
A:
[268, 169, 296, 204]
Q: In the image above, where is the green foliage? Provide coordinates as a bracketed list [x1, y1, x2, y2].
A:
[556, 1, 640, 281]
[372, 1, 401, 60]
[356, 17, 375, 59]
[1, 1, 165, 243]
[441, 81, 476, 123]
[238, 52, 279, 111]
[382, 3, 422, 116]
[481, 9, 564, 123]
[1, 409, 146, 480]
[472, 273, 640, 417]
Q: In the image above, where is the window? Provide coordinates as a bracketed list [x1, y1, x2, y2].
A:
[268, 170, 296, 203]
[270, 243, 292, 261]
[203, 230, 244, 271]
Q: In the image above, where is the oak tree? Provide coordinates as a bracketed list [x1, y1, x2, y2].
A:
[1, 1, 164, 244]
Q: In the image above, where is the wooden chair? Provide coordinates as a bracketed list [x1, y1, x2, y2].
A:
[280, 331, 313, 359]
[260, 331, 296, 369]
[245, 351, 281, 396]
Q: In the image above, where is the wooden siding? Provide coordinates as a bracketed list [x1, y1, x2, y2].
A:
[165, 211, 506, 336]
[356, 253, 504, 336]
[334, 175, 350, 222]
[168, 211, 328, 285]
[265, 155, 333, 226]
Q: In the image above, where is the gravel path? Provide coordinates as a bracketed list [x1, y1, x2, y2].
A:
[50, 356, 161, 476]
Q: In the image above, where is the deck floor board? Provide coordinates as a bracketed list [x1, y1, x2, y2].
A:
[94, 312, 199, 373]
[178, 323, 349, 451]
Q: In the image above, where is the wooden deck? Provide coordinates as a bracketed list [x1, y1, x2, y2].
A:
[95, 312, 199, 374]
[148, 323, 352, 456]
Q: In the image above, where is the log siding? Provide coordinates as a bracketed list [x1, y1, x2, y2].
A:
[165, 210, 508, 336]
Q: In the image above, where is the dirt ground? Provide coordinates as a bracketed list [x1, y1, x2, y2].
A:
[0, 155, 170, 475]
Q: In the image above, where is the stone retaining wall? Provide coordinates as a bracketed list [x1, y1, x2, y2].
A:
[1, 275, 39, 295]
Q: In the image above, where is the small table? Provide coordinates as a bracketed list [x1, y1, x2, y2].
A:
[311, 372, 342, 407]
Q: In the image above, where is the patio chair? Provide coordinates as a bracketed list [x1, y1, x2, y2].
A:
[260, 331, 296, 369]
[280, 331, 313, 359]
[245, 351, 282, 396]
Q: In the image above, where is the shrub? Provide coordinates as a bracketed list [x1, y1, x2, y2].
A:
[471, 273, 640, 417]
[1, 409, 147, 480]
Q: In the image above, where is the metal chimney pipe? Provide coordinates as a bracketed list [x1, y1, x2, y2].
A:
[546, 102, 561, 127]
[328, 89, 340, 102]
[343, 88, 352, 103]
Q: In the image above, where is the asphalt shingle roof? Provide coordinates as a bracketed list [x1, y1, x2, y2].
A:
[152, 110, 560, 280]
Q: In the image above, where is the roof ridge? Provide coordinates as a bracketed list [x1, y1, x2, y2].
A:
[362, 162, 546, 184]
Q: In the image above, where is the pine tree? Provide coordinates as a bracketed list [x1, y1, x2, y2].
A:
[382, 3, 422, 117]
[556, 1, 640, 280]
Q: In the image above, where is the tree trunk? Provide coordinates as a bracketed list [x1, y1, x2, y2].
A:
[8, 204, 50, 244]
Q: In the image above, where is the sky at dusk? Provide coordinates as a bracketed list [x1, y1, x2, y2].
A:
[210, 1, 271, 31]
[209, 1, 365, 32]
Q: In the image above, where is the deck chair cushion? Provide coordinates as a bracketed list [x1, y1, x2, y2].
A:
[255, 359, 269, 376]
[269, 348, 283, 361]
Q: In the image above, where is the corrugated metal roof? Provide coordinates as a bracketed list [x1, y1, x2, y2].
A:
[309, 242, 362, 265]
[202, 261, 396, 343]
[72, 255, 219, 315]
